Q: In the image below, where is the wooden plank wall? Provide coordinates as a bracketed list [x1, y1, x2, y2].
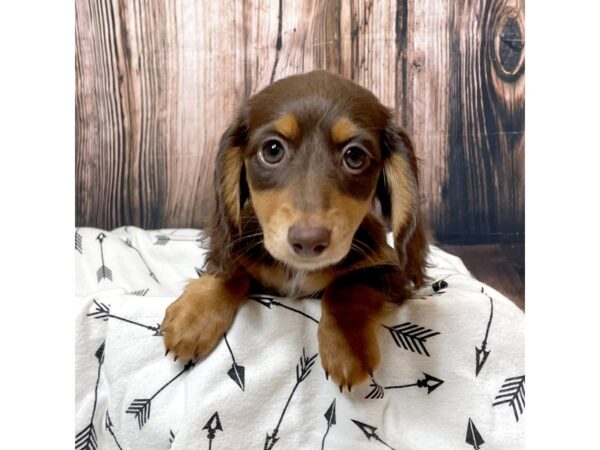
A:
[76, 0, 524, 244]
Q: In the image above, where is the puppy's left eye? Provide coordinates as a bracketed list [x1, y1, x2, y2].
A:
[342, 146, 370, 172]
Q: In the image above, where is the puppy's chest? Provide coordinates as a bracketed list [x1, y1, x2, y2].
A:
[248, 264, 332, 298]
[276, 271, 306, 298]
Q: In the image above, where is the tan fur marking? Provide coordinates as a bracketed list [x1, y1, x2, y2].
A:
[247, 179, 374, 271]
[304, 270, 335, 292]
[162, 273, 249, 360]
[247, 188, 293, 223]
[328, 190, 372, 239]
[273, 113, 300, 140]
[384, 153, 416, 234]
[331, 117, 358, 143]
[247, 263, 334, 296]
[222, 147, 244, 226]
[246, 264, 289, 291]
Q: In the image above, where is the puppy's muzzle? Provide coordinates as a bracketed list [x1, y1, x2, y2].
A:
[287, 223, 331, 258]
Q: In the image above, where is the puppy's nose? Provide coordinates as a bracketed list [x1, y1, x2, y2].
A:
[287, 224, 331, 257]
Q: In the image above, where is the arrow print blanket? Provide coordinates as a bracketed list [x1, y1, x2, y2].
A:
[75, 227, 524, 450]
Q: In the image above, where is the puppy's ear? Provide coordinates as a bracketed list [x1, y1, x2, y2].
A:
[214, 112, 249, 229]
[376, 121, 428, 287]
[206, 109, 249, 275]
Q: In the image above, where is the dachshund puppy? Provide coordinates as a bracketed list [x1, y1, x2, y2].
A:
[162, 70, 428, 390]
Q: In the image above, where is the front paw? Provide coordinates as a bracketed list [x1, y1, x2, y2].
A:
[162, 288, 236, 361]
[318, 316, 381, 391]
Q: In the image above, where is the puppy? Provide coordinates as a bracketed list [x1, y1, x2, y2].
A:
[162, 70, 427, 390]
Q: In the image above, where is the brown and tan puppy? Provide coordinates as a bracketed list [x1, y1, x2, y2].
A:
[162, 70, 428, 390]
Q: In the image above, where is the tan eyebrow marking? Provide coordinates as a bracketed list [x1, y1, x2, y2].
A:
[331, 117, 359, 143]
[273, 113, 300, 140]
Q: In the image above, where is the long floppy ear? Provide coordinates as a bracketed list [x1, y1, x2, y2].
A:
[376, 122, 428, 287]
[205, 109, 249, 276]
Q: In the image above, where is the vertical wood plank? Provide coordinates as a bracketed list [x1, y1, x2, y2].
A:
[118, 0, 172, 228]
[407, 0, 452, 234]
[442, 0, 524, 241]
[344, 0, 398, 108]
[76, 0, 128, 228]
[161, 0, 245, 227]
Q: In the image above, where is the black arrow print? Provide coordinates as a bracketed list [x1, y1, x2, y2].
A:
[251, 294, 320, 324]
[365, 373, 444, 399]
[321, 399, 336, 450]
[154, 235, 171, 245]
[75, 342, 105, 450]
[203, 412, 223, 450]
[154, 234, 202, 246]
[351, 419, 396, 450]
[466, 418, 485, 449]
[105, 411, 123, 450]
[130, 288, 149, 296]
[384, 322, 440, 357]
[224, 333, 245, 391]
[476, 288, 494, 376]
[88, 299, 162, 336]
[96, 233, 113, 282]
[264, 349, 318, 450]
[123, 238, 160, 283]
[493, 375, 525, 422]
[126, 361, 195, 429]
[419, 276, 451, 299]
[87, 300, 110, 320]
[75, 423, 96, 450]
[432, 277, 449, 292]
[75, 228, 83, 254]
[169, 429, 176, 445]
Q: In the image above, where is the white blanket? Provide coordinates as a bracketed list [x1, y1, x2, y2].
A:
[75, 227, 524, 450]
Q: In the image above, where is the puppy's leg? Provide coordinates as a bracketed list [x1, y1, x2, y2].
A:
[318, 268, 408, 390]
[162, 272, 250, 360]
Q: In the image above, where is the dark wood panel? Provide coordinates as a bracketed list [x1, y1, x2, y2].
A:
[441, 0, 524, 242]
[75, 0, 525, 244]
[440, 243, 525, 310]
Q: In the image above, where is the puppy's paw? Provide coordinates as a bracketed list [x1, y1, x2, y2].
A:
[318, 317, 380, 391]
[162, 275, 245, 361]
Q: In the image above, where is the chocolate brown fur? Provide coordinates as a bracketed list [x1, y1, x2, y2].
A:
[163, 70, 429, 388]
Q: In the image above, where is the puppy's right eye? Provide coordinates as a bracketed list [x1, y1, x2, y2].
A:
[258, 140, 285, 166]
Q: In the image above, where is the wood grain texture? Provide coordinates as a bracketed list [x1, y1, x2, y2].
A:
[441, 0, 525, 242]
[440, 243, 525, 310]
[76, 0, 524, 244]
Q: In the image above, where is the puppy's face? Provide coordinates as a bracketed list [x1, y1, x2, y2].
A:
[241, 73, 389, 271]
[212, 71, 420, 277]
